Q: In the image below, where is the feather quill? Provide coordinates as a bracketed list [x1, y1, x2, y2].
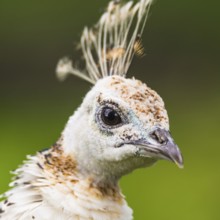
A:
[56, 0, 152, 84]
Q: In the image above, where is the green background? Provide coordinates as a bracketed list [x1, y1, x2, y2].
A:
[0, 0, 219, 219]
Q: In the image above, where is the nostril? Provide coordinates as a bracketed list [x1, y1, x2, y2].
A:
[150, 131, 159, 141]
[150, 129, 168, 144]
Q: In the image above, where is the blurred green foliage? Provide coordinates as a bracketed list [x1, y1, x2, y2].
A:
[0, 0, 220, 219]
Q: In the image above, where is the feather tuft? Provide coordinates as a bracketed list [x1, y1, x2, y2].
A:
[56, 0, 152, 84]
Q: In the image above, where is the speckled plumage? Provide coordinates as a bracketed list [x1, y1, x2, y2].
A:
[0, 143, 131, 220]
[0, 0, 183, 219]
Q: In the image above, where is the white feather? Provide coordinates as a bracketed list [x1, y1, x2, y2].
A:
[56, 0, 153, 84]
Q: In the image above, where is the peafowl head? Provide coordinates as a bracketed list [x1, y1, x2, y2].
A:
[56, 0, 183, 182]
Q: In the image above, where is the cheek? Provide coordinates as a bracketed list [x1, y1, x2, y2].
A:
[89, 121, 117, 149]
[118, 126, 142, 142]
[101, 144, 139, 162]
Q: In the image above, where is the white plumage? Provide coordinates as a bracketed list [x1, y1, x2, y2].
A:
[56, 0, 151, 83]
[0, 0, 183, 219]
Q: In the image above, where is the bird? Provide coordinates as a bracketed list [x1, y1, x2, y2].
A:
[0, 0, 183, 219]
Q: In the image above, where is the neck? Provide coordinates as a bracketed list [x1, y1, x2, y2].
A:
[7, 144, 133, 220]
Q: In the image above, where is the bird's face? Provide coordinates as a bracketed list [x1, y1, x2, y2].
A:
[63, 75, 183, 179]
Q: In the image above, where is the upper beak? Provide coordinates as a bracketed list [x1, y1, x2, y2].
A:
[127, 128, 183, 168]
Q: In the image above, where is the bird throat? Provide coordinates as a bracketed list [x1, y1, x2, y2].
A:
[34, 141, 133, 219]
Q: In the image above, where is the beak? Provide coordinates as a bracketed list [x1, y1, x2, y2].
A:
[125, 128, 183, 168]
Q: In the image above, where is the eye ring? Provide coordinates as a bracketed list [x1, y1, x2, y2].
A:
[101, 107, 122, 127]
[96, 103, 125, 130]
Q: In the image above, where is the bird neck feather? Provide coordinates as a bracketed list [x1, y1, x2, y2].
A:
[3, 143, 133, 219]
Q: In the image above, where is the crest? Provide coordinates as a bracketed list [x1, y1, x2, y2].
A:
[56, 0, 152, 84]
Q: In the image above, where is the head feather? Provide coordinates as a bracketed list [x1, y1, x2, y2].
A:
[56, 0, 152, 84]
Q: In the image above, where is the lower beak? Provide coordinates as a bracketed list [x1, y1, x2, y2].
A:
[155, 139, 183, 168]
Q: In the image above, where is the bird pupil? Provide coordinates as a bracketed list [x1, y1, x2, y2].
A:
[101, 107, 121, 126]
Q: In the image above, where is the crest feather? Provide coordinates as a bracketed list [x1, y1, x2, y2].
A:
[56, 0, 152, 84]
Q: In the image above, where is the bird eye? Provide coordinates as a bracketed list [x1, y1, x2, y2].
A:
[101, 107, 122, 127]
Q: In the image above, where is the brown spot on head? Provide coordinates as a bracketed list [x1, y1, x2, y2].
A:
[102, 76, 169, 128]
[134, 36, 145, 57]
[104, 47, 126, 61]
